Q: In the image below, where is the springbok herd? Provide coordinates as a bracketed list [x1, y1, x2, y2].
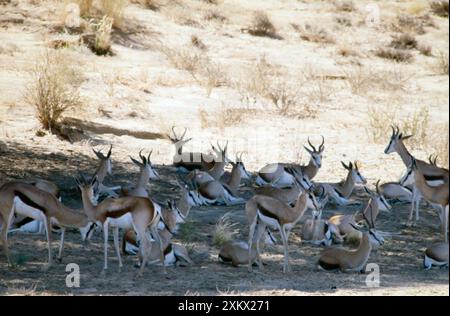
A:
[0, 125, 448, 278]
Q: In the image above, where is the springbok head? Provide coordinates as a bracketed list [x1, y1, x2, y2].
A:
[285, 166, 313, 191]
[211, 140, 230, 163]
[93, 144, 113, 175]
[354, 209, 384, 247]
[363, 180, 392, 212]
[75, 173, 99, 207]
[130, 149, 159, 180]
[384, 125, 413, 154]
[304, 136, 325, 168]
[341, 161, 367, 185]
[167, 126, 192, 151]
[231, 152, 252, 180]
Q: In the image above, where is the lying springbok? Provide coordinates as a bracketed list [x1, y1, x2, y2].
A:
[254, 167, 313, 205]
[401, 158, 449, 242]
[76, 175, 164, 277]
[379, 182, 413, 203]
[423, 243, 449, 270]
[385, 126, 449, 224]
[302, 209, 343, 246]
[317, 212, 384, 272]
[255, 137, 325, 187]
[218, 229, 276, 267]
[317, 161, 367, 205]
[167, 126, 216, 172]
[189, 141, 229, 187]
[246, 185, 320, 273]
[92, 144, 121, 198]
[122, 201, 193, 266]
[328, 181, 391, 246]
[221, 152, 252, 189]
[0, 182, 96, 268]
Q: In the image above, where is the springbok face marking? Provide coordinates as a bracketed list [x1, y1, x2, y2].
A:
[384, 126, 413, 154]
[304, 136, 325, 168]
[93, 145, 113, 175]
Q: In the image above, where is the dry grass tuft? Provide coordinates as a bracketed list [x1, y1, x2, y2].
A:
[418, 44, 432, 56]
[91, 15, 113, 55]
[433, 50, 449, 74]
[191, 35, 207, 50]
[212, 213, 238, 247]
[389, 34, 418, 50]
[25, 50, 83, 133]
[99, 0, 127, 29]
[333, 0, 356, 12]
[391, 14, 435, 35]
[375, 47, 413, 63]
[335, 15, 352, 27]
[430, 1, 449, 17]
[248, 11, 280, 39]
[204, 9, 227, 23]
[295, 23, 335, 44]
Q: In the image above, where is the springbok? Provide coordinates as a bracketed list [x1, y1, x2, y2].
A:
[302, 208, 343, 246]
[254, 167, 313, 205]
[76, 175, 165, 277]
[126, 150, 159, 197]
[255, 137, 325, 187]
[0, 182, 95, 268]
[92, 145, 121, 198]
[423, 243, 448, 270]
[318, 212, 384, 272]
[246, 185, 320, 273]
[384, 126, 449, 224]
[401, 158, 449, 242]
[122, 201, 193, 266]
[218, 229, 276, 267]
[317, 161, 367, 206]
[379, 182, 413, 203]
[167, 126, 216, 172]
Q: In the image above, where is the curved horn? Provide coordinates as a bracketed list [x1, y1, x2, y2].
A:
[171, 126, 178, 139]
[319, 135, 325, 151]
[341, 161, 349, 170]
[390, 125, 396, 137]
[307, 137, 317, 152]
[130, 156, 142, 166]
[147, 150, 153, 164]
[375, 179, 381, 195]
[180, 127, 187, 140]
[138, 149, 146, 164]
[106, 144, 112, 158]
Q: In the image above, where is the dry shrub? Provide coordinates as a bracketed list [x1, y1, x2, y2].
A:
[191, 35, 206, 50]
[248, 11, 280, 39]
[131, 0, 162, 10]
[434, 50, 449, 74]
[367, 106, 429, 147]
[204, 9, 227, 23]
[391, 14, 435, 35]
[337, 45, 359, 57]
[333, 0, 356, 12]
[418, 44, 432, 56]
[159, 44, 227, 96]
[25, 50, 82, 132]
[375, 47, 413, 63]
[295, 23, 335, 44]
[212, 213, 238, 247]
[99, 0, 127, 28]
[430, 1, 449, 17]
[389, 34, 418, 50]
[91, 15, 113, 55]
[335, 15, 352, 27]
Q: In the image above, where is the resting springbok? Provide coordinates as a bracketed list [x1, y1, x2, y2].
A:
[302, 208, 343, 246]
[122, 201, 193, 266]
[317, 161, 367, 206]
[424, 243, 448, 270]
[328, 181, 390, 246]
[255, 137, 324, 187]
[246, 185, 320, 273]
[384, 126, 449, 225]
[92, 144, 121, 198]
[0, 182, 96, 268]
[167, 126, 216, 172]
[401, 158, 449, 242]
[218, 229, 276, 267]
[76, 175, 165, 277]
[318, 212, 384, 272]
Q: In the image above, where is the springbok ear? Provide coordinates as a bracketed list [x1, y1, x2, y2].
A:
[401, 134, 413, 140]
[130, 156, 142, 167]
[340, 161, 348, 170]
[303, 146, 313, 154]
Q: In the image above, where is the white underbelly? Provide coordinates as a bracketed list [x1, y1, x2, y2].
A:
[108, 213, 133, 229]
[13, 197, 46, 221]
[257, 210, 279, 230]
[275, 172, 294, 186]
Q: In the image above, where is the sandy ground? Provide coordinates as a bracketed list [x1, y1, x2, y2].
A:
[0, 0, 449, 295]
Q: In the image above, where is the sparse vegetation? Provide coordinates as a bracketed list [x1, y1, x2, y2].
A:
[430, 0, 449, 18]
[248, 11, 279, 39]
[191, 35, 207, 50]
[333, 0, 356, 12]
[295, 23, 335, 44]
[418, 44, 432, 56]
[99, 0, 127, 28]
[335, 15, 352, 27]
[25, 50, 83, 133]
[93, 15, 113, 55]
[391, 14, 435, 35]
[434, 50, 449, 74]
[389, 34, 418, 50]
[375, 47, 413, 63]
[212, 213, 238, 247]
[179, 220, 199, 242]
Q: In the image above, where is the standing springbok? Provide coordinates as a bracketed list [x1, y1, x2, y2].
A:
[423, 243, 448, 269]
[246, 186, 320, 273]
[255, 137, 324, 187]
[317, 161, 367, 205]
[92, 145, 121, 198]
[254, 167, 313, 205]
[0, 182, 96, 268]
[318, 212, 384, 272]
[167, 126, 216, 172]
[76, 175, 165, 277]
[384, 126, 449, 223]
[401, 158, 449, 242]
[125, 149, 159, 197]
